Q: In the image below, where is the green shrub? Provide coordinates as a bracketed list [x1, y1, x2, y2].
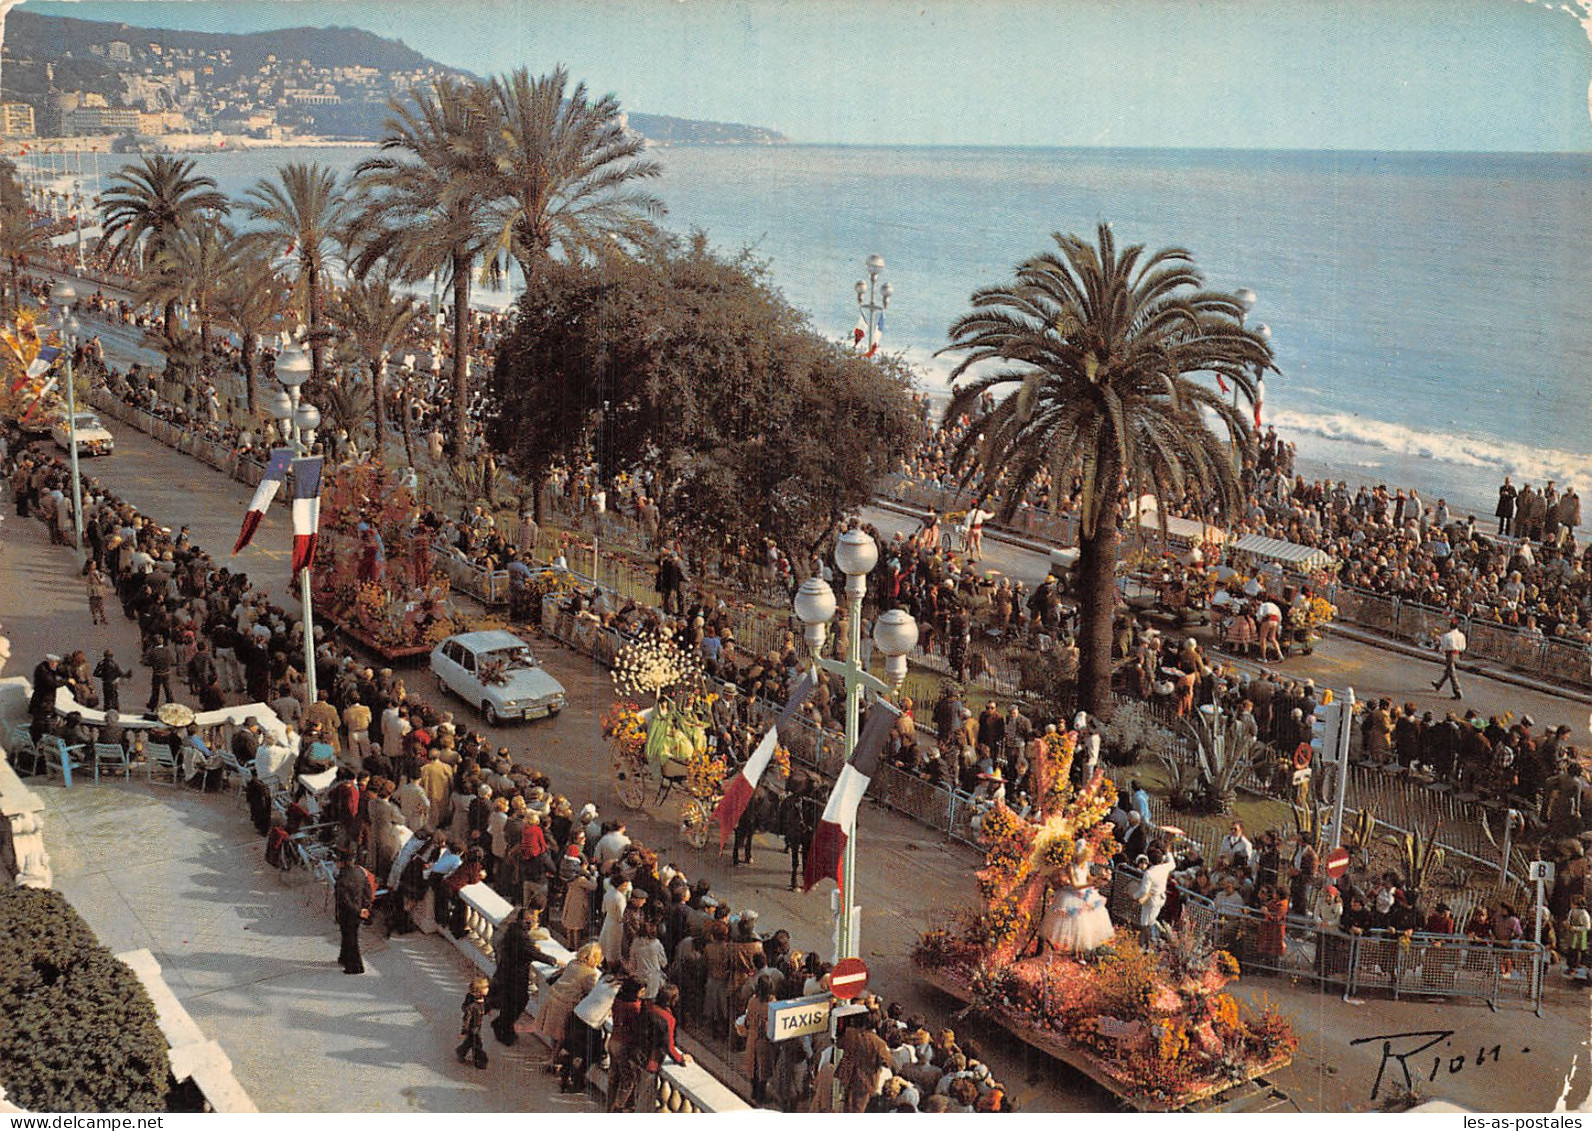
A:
[0, 886, 170, 1112]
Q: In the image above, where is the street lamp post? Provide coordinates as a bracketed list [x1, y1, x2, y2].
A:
[268, 340, 320, 703]
[792, 522, 919, 961]
[1233, 287, 1270, 412]
[72, 180, 84, 271]
[854, 253, 892, 355]
[50, 280, 84, 563]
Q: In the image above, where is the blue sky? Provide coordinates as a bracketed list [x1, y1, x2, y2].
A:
[25, 0, 1592, 150]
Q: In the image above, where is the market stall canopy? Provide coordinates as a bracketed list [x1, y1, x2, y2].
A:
[1228, 533, 1335, 571]
[1136, 511, 1226, 543]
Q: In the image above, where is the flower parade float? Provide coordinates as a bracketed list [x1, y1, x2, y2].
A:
[309, 462, 466, 661]
[913, 730, 1296, 1110]
[603, 629, 742, 849]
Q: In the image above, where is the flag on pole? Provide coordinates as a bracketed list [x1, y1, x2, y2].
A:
[804, 698, 900, 891]
[290, 456, 324, 577]
[851, 313, 867, 349]
[232, 448, 293, 555]
[9, 345, 61, 393]
[713, 670, 817, 848]
[1253, 375, 1266, 430]
[864, 312, 885, 358]
[17, 376, 58, 423]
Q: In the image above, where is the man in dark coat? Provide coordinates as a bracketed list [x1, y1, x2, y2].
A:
[142, 634, 176, 713]
[334, 850, 373, 975]
[779, 778, 818, 892]
[489, 910, 554, 1045]
[93, 650, 132, 713]
[29, 656, 66, 744]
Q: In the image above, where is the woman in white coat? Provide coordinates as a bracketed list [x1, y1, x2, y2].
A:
[598, 877, 630, 971]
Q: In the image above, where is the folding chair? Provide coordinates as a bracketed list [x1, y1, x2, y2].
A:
[93, 742, 133, 783]
[144, 741, 183, 786]
[5, 724, 38, 777]
[36, 736, 86, 787]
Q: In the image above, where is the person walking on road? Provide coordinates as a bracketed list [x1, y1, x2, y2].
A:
[142, 634, 176, 713]
[1432, 617, 1467, 700]
[93, 649, 132, 713]
[334, 850, 373, 975]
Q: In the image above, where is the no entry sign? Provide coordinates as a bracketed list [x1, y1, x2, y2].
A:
[1325, 846, 1350, 880]
[830, 956, 870, 1000]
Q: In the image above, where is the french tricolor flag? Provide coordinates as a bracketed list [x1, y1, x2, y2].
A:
[803, 698, 899, 892]
[290, 456, 324, 578]
[852, 313, 867, 349]
[864, 312, 884, 358]
[9, 346, 60, 394]
[1253, 375, 1266, 430]
[713, 670, 816, 849]
[232, 448, 293, 555]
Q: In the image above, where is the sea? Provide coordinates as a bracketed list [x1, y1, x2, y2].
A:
[158, 142, 1592, 519]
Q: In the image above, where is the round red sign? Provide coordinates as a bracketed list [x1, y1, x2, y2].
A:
[830, 957, 870, 1000]
[1324, 846, 1350, 880]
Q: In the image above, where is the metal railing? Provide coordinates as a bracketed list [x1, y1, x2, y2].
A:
[1105, 865, 1545, 1014]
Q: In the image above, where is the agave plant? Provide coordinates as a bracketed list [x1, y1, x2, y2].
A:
[1343, 808, 1377, 865]
[1384, 817, 1445, 897]
[1177, 706, 1260, 815]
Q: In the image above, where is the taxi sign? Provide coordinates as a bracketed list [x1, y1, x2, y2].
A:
[767, 993, 831, 1041]
[830, 956, 870, 1000]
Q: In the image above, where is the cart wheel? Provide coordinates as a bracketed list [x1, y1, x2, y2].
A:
[680, 798, 711, 849]
[616, 770, 647, 810]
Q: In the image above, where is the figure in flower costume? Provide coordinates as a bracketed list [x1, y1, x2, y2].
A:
[606, 630, 726, 847]
[1040, 837, 1115, 954]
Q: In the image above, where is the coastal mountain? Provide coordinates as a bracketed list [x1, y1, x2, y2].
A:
[1, 9, 786, 145]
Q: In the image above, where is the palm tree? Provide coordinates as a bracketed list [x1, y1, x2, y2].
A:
[137, 216, 238, 353]
[243, 162, 352, 388]
[939, 223, 1274, 717]
[214, 247, 286, 416]
[352, 75, 499, 453]
[329, 273, 416, 460]
[98, 155, 229, 336]
[482, 65, 666, 281]
[0, 181, 51, 315]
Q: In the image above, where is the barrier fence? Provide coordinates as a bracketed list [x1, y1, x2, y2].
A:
[1103, 865, 1545, 1014]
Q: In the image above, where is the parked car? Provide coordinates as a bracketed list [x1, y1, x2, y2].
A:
[429, 629, 566, 724]
[51, 411, 114, 457]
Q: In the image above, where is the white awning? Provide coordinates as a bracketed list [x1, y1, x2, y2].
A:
[1137, 511, 1225, 543]
[1229, 533, 1335, 570]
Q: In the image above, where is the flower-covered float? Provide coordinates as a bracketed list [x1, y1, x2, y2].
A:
[310, 462, 466, 659]
[602, 630, 727, 848]
[913, 729, 1296, 1110]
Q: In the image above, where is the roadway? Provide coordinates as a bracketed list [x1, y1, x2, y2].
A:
[7, 417, 1588, 1112]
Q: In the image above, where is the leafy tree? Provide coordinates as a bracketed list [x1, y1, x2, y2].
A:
[136, 216, 239, 354]
[97, 155, 229, 336]
[353, 75, 500, 452]
[243, 162, 352, 390]
[940, 223, 1272, 718]
[487, 237, 919, 556]
[0, 886, 170, 1111]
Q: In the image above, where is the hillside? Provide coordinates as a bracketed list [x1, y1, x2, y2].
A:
[2, 9, 786, 146]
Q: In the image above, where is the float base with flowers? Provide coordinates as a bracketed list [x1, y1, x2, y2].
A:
[913, 730, 1296, 1111]
[310, 462, 467, 661]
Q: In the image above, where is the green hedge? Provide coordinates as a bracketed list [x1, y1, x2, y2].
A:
[0, 886, 170, 1112]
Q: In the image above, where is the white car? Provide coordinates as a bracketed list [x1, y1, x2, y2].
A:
[430, 629, 567, 724]
[51, 411, 114, 457]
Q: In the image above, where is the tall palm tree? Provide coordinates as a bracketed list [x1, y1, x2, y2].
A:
[352, 75, 499, 453]
[482, 66, 666, 282]
[939, 223, 1274, 717]
[243, 162, 351, 388]
[0, 181, 51, 315]
[98, 155, 229, 335]
[214, 247, 286, 416]
[137, 216, 238, 353]
[329, 273, 416, 460]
